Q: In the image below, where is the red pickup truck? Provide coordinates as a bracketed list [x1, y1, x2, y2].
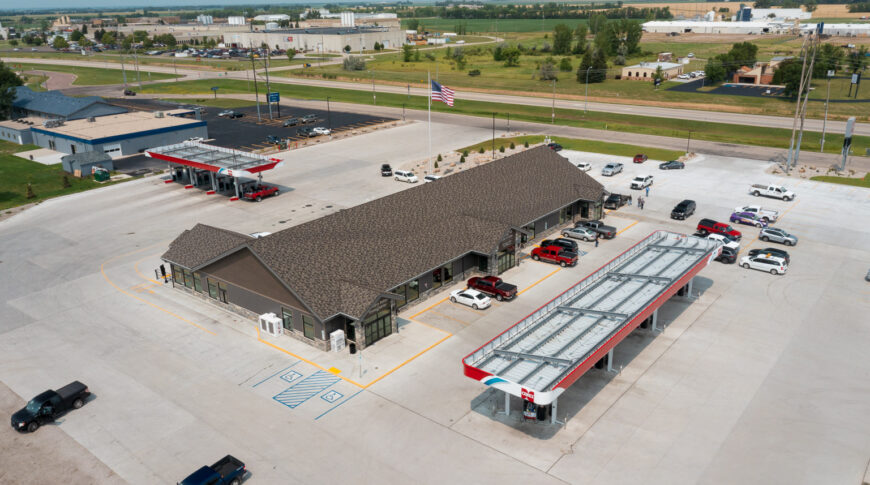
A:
[467, 276, 518, 301]
[242, 184, 279, 202]
[531, 246, 578, 267]
[697, 218, 742, 240]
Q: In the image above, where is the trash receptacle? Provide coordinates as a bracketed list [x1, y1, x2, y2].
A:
[349, 343, 356, 354]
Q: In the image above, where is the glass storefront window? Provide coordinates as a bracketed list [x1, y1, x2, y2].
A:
[183, 269, 194, 289]
[172, 265, 183, 284]
[207, 278, 218, 300]
[431, 267, 443, 290]
[282, 308, 293, 331]
[193, 272, 203, 292]
[218, 282, 228, 303]
[442, 263, 453, 284]
[303, 315, 315, 339]
[393, 284, 407, 309]
[406, 280, 419, 302]
[363, 300, 392, 346]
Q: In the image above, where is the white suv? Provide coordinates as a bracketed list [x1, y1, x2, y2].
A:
[740, 255, 787, 275]
[394, 170, 418, 183]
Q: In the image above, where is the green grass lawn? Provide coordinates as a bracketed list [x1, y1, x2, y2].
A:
[810, 173, 870, 188]
[137, 78, 870, 155]
[13, 62, 177, 85]
[459, 135, 684, 160]
[0, 142, 119, 211]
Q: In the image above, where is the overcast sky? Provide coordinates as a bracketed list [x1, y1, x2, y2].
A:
[0, 0, 341, 11]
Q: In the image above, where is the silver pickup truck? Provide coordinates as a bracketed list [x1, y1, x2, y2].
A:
[734, 204, 779, 223]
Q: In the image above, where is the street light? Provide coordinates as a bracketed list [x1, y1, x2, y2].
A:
[584, 67, 591, 114]
[551, 78, 556, 124]
[820, 69, 834, 152]
[326, 96, 332, 130]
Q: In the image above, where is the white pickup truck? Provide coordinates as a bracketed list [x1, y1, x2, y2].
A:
[749, 184, 795, 201]
[734, 204, 780, 223]
[631, 175, 654, 190]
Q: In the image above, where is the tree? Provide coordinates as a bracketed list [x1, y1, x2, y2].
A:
[0, 60, 23, 120]
[452, 47, 466, 70]
[343, 56, 366, 71]
[589, 48, 608, 83]
[101, 32, 116, 45]
[81, 24, 88, 34]
[572, 25, 588, 55]
[814, 43, 843, 78]
[540, 61, 558, 81]
[704, 57, 727, 83]
[552, 24, 573, 56]
[70, 30, 83, 42]
[344, 45, 351, 53]
[413, 47, 421, 62]
[8, 39, 17, 47]
[502, 46, 520, 67]
[406, 19, 420, 31]
[374, 41, 382, 51]
[653, 65, 664, 84]
[589, 13, 607, 35]
[577, 48, 593, 83]
[847, 45, 869, 73]
[804, 0, 818, 13]
[52, 36, 69, 49]
[559, 57, 573, 72]
[772, 59, 805, 97]
[287, 50, 296, 62]
[402, 44, 413, 62]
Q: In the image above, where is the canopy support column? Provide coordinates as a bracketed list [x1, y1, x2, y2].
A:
[504, 391, 510, 416]
[606, 349, 615, 373]
[210, 172, 217, 192]
[651, 308, 660, 332]
[551, 398, 558, 424]
[234, 177, 240, 199]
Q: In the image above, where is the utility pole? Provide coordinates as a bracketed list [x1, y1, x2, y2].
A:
[786, 34, 816, 173]
[173, 56, 178, 82]
[792, 29, 821, 169]
[551, 78, 556, 124]
[326, 96, 332, 130]
[133, 51, 142, 89]
[371, 70, 376, 104]
[585, 67, 591, 114]
[686, 131, 692, 154]
[250, 43, 261, 122]
[264, 48, 273, 120]
[820, 70, 833, 152]
[492, 112, 495, 160]
[120, 53, 128, 86]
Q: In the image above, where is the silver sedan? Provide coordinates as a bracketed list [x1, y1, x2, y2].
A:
[562, 226, 598, 242]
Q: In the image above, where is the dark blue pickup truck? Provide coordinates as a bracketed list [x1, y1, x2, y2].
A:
[179, 455, 245, 485]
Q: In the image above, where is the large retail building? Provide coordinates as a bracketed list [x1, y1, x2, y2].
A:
[225, 26, 405, 53]
[162, 147, 606, 351]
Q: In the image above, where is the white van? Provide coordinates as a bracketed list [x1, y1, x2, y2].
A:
[394, 170, 418, 183]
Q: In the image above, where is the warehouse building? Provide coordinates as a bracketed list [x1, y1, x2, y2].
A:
[642, 20, 791, 34]
[30, 110, 207, 158]
[0, 119, 34, 145]
[163, 147, 606, 351]
[621, 61, 683, 81]
[226, 26, 405, 53]
[12, 86, 128, 121]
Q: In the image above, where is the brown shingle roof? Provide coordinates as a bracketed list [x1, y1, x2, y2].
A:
[166, 147, 605, 321]
[161, 223, 252, 269]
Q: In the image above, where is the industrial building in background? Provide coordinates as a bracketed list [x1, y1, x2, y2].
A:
[226, 25, 404, 52]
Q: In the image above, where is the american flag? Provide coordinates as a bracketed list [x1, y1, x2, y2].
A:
[431, 80, 455, 107]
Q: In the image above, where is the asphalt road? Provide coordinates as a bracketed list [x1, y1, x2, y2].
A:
[6, 56, 869, 137]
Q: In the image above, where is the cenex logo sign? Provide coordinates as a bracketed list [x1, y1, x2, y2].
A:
[521, 388, 535, 402]
[286, 36, 294, 41]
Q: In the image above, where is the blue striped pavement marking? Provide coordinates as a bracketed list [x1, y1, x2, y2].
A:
[315, 389, 365, 420]
[273, 370, 341, 409]
[251, 361, 300, 388]
[280, 370, 303, 384]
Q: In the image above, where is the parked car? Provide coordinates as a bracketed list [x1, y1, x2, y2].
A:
[748, 247, 790, 265]
[759, 227, 798, 246]
[633, 154, 648, 163]
[677, 74, 691, 80]
[394, 170, 418, 183]
[604, 193, 631, 210]
[282, 118, 299, 127]
[730, 211, 768, 228]
[228, 112, 244, 119]
[531, 246, 578, 267]
[187, 136, 204, 142]
[467, 276, 517, 301]
[423, 174, 441, 182]
[715, 246, 738, 264]
[561, 226, 598, 241]
[576, 220, 617, 239]
[242, 184, 278, 202]
[123, 89, 136, 96]
[380, 164, 392, 176]
[697, 218, 742, 240]
[311, 127, 331, 136]
[266, 135, 282, 144]
[750, 183, 796, 201]
[218, 109, 234, 117]
[740, 255, 787, 275]
[576, 162, 592, 172]
[297, 127, 313, 137]
[547, 142, 563, 152]
[540, 237, 579, 253]
[301, 114, 318, 123]
[248, 232, 272, 238]
[706, 233, 740, 251]
[733, 204, 779, 223]
[179, 455, 246, 485]
[630, 175, 654, 190]
[659, 160, 685, 170]
[449, 288, 492, 309]
[12, 381, 90, 433]
[671, 199, 696, 220]
[601, 162, 623, 176]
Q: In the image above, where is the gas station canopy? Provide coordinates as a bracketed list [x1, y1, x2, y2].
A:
[145, 141, 283, 178]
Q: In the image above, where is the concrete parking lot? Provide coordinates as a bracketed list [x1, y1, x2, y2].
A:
[1, 121, 869, 485]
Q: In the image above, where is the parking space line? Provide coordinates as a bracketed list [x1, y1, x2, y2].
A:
[100, 243, 217, 336]
[518, 267, 562, 296]
[616, 220, 639, 235]
[364, 333, 452, 389]
[133, 254, 162, 284]
[408, 296, 449, 319]
[427, 310, 472, 326]
[252, 362, 300, 388]
[314, 388, 364, 420]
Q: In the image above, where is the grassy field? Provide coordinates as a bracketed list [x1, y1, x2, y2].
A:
[810, 173, 870, 188]
[137, 78, 870, 155]
[0, 142, 119, 212]
[402, 17, 588, 33]
[459, 135, 684, 160]
[13, 62, 177, 85]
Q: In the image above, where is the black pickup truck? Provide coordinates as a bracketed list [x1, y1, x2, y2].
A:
[576, 220, 617, 239]
[11, 381, 90, 432]
[180, 455, 246, 485]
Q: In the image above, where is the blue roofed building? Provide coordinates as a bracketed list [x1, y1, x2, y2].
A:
[12, 86, 128, 121]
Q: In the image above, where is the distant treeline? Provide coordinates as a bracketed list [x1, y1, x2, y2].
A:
[397, 4, 672, 20]
[847, 2, 870, 12]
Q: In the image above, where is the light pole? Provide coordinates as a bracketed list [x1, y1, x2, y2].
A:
[326, 96, 331, 130]
[551, 78, 556, 124]
[686, 131, 692, 154]
[371, 70, 376, 104]
[585, 67, 591, 114]
[820, 70, 833, 152]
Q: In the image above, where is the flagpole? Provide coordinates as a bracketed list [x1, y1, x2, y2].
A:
[427, 71, 432, 174]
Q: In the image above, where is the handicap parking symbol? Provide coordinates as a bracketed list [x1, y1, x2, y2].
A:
[321, 390, 343, 403]
[281, 370, 303, 384]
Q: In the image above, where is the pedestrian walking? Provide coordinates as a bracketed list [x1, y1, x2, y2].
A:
[594, 235, 599, 247]
[627, 195, 632, 206]
[639, 196, 644, 210]
[645, 185, 650, 197]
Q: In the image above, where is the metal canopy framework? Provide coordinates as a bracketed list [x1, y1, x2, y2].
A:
[463, 231, 722, 405]
[145, 141, 282, 178]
